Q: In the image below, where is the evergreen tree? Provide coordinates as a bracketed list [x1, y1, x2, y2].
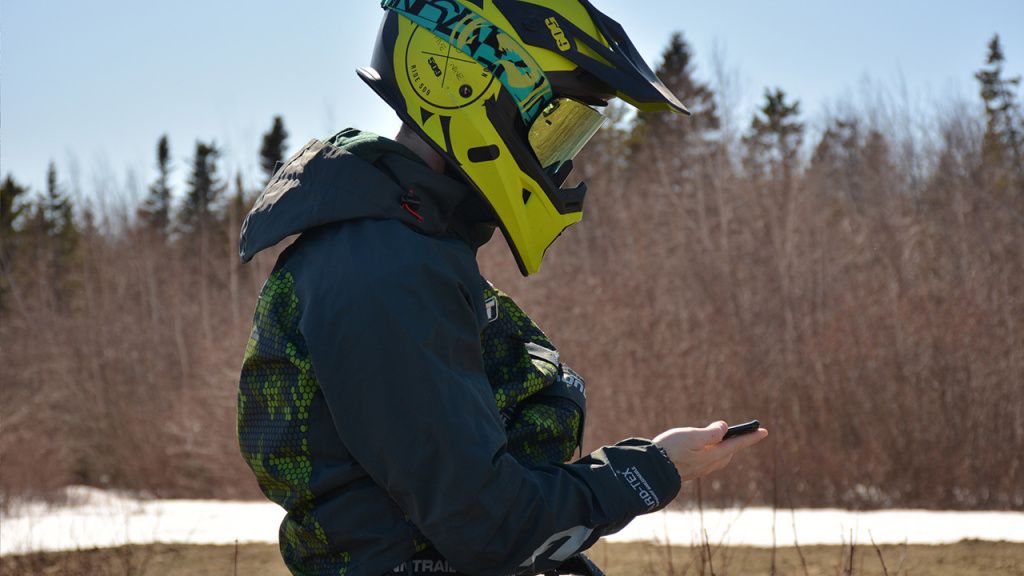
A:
[140, 135, 173, 235]
[974, 34, 1023, 188]
[226, 171, 249, 247]
[35, 162, 79, 308]
[229, 171, 247, 228]
[625, 32, 720, 207]
[1, 175, 29, 250]
[632, 32, 719, 144]
[809, 118, 861, 201]
[80, 198, 99, 238]
[743, 88, 804, 182]
[227, 171, 248, 325]
[810, 119, 898, 210]
[259, 116, 289, 186]
[0, 175, 31, 309]
[179, 141, 226, 234]
[618, 33, 723, 324]
[42, 162, 78, 244]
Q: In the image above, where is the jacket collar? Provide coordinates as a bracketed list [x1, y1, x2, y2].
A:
[240, 130, 495, 262]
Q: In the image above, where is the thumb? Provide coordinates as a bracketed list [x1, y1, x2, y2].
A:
[701, 421, 728, 446]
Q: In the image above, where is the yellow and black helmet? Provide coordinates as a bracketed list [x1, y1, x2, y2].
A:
[359, 0, 689, 275]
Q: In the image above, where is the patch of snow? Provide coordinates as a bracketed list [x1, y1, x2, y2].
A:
[1, 487, 1021, 555]
[603, 506, 1024, 548]
[1, 487, 282, 556]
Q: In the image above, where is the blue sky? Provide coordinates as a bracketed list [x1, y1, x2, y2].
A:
[3, 0, 1022, 199]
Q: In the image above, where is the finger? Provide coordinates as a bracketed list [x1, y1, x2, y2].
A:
[715, 428, 769, 456]
[686, 429, 768, 480]
[691, 421, 727, 449]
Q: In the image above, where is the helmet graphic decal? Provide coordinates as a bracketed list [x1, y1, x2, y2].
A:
[382, 0, 553, 125]
[405, 26, 495, 110]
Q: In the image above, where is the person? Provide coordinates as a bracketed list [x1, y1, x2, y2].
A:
[236, 1, 768, 575]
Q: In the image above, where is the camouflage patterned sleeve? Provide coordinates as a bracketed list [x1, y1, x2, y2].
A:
[504, 395, 582, 466]
[481, 283, 587, 466]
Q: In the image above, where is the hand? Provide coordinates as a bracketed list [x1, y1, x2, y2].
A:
[653, 421, 768, 482]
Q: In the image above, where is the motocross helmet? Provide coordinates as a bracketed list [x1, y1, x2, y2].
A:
[359, 0, 689, 275]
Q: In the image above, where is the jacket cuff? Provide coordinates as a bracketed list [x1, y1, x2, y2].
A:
[591, 437, 682, 523]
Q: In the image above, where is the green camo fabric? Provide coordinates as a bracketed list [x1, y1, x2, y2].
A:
[238, 269, 349, 575]
[239, 272, 582, 574]
[481, 282, 583, 466]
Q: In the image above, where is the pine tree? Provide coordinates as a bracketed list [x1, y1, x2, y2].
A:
[809, 118, 861, 202]
[229, 172, 247, 229]
[1, 175, 29, 252]
[974, 34, 1023, 189]
[0, 175, 31, 309]
[631, 32, 719, 145]
[42, 162, 78, 249]
[179, 141, 226, 234]
[140, 135, 173, 235]
[625, 32, 720, 207]
[617, 33, 724, 338]
[743, 88, 804, 183]
[259, 116, 289, 186]
[36, 162, 79, 308]
[227, 171, 247, 326]
[226, 171, 249, 254]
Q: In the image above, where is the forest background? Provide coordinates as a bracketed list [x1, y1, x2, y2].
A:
[1, 26, 1022, 511]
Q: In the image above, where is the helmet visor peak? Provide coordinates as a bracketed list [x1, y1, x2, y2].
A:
[528, 98, 607, 175]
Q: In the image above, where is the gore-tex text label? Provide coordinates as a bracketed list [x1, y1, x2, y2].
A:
[619, 466, 659, 510]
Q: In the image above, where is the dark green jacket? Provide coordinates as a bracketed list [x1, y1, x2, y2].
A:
[237, 130, 681, 576]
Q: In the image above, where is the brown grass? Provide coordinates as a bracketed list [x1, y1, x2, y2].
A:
[2, 540, 1021, 576]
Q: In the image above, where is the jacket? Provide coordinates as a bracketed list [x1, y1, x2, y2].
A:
[237, 129, 681, 576]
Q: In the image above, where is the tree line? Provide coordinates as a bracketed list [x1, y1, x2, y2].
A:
[0, 34, 1021, 509]
[479, 33, 1023, 509]
[0, 114, 290, 499]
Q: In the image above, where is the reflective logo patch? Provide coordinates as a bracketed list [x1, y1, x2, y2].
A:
[561, 370, 586, 399]
[519, 525, 594, 567]
[484, 296, 499, 323]
[619, 466, 659, 510]
[391, 559, 459, 573]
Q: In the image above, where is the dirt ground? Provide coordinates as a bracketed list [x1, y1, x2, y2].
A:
[2, 540, 1022, 575]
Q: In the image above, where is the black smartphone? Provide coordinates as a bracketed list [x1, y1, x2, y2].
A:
[723, 420, 760, 440]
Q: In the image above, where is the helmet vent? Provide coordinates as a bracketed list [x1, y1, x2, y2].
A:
[468, 145, 501, 163]
[522, 189, 532, 205]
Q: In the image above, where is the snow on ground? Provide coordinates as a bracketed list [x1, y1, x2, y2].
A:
[606, 506, 1024, 548]
[1, 487, 1022, 555]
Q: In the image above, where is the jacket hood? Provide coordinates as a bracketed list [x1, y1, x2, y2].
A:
[240, 128, 491, 262]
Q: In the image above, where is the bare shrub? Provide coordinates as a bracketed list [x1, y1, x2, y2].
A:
[2, 45, 1021, 510]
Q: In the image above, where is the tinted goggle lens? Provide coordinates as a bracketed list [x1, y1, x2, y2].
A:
[528, 98, 607, 175]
